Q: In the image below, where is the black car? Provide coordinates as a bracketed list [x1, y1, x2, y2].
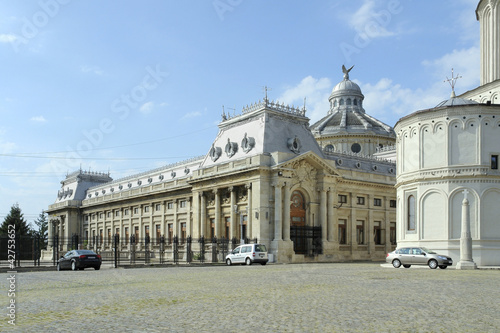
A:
[57, 250, 102, 271]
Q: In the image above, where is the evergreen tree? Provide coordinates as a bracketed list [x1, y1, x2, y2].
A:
[0, 203, 33, 236]
[33, 210, 48, 249]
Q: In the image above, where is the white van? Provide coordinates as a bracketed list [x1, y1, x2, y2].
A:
[225, 244, 268, 266]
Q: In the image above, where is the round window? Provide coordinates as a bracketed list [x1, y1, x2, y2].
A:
[351, 143, 361, 153]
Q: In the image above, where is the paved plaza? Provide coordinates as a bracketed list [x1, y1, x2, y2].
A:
[1, 263, 500, 332]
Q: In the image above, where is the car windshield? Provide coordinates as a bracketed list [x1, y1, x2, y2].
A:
[421, 247, 436, 254]
[254, 245, 266, 252]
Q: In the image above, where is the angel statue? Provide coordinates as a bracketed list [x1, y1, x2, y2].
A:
[342, 64, 354, 80]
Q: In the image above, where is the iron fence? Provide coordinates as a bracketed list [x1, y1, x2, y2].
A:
[0, 234, 258, 268]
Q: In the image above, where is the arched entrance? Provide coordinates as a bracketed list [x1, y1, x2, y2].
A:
[290, 190, 307, 254]
[290, 190, 322, 256]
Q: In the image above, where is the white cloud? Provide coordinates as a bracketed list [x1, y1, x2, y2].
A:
[30, 116, 47, 123]
[181, 111, 202, 120]
[139, 101, 154, 114]
[349, 0, 397, 38]
[0, 34, 17, 43]
[278, 76, 331, 123]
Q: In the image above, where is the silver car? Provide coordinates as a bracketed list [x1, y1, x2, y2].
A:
[225, 243, 268, 266]
[386, 247, 453, 269]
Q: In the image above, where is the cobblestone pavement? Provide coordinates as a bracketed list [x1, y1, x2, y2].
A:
[1, 263, 500, 332]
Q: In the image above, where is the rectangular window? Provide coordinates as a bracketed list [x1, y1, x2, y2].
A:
[99, 229, 103, 245]
[99, 213, 103, 220]
[155, 204, 161, 211]
[225, 217, 231, 239]
[356, 220, 364, 245]
[134, 226, 139, 241]
[167, 202, 174, 209]
[85, 215, 89, 222]
[181, 222, 186, 243]
[144, 206, 149, 213]
[338, 194, 347, 204]
[492, 155, 498, 169]
[357, 197, 365, 205]
[390, 200, 396, 208]
[156, 225, 161, 244]
[134, 207, 138, 214]
[107, 211, 111, 218]
[168, 223, 173, 244]
[124, 209, 129, 216]
[115, 211, 120, 217]
[179, 200, 187, 208]
[145, 226, 150, 242]
[374, 198, 382, 206]
[390, 222, 396, 245]
[338, 219, 347, 244]
[373, 221, 384, 245]
[125, 227, 129, 245]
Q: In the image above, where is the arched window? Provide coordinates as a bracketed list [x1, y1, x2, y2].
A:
[347, 98, 352, 105]
[353, 99, 357, 106]
[339, 99, 344, 106]
[324, 144, 335, 153]
[407, 195, 415, 231]
[333, 100, 337, 107]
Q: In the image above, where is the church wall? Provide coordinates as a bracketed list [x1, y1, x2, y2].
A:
[421, 190, 446, 240]
[480, 189, 500, 239]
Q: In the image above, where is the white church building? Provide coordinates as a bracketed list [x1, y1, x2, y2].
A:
[394, 0, 500, 266]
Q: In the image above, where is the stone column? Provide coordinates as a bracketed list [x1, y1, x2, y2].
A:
[246, 183, 252, 239]
[456, 190, 477, 270]
[320, 188, 327, 242]
[200, 192, 207, 237]
[273, 182, 283, 241]
[283, 182, 291, 241]
[214, 189, 221, 238]
[327, 189, 336, 242]
[229, 187, 237, 240]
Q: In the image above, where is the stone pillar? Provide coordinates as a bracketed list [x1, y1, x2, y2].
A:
[327, 189, 336, 242]
[230, 187, 237, 240]
[320, 188, 327, 242]
[200, 192, 207, 237]
[273, 182, 283, 241]
[246, 184, 252, 239]
[214, 189, 221, 238]
[456, 190, 477, 270]
[283, 182, 291, 241]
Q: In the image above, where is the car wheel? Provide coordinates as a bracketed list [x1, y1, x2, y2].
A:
[392, 259, 401, 268]
[261, 262, 267, 266]
[403, 264, 411, 268]
[95, 266, 100, 271]
[428, 259, 438, 269]
[439, 265, 448, 269]
[245, 258, 252, 266]
[71, 261, 77, 271]
[57, 263, 61, 271]
[226, 258, 232, 266]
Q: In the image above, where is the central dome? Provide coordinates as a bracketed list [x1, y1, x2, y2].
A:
[332, 79, 362, 94]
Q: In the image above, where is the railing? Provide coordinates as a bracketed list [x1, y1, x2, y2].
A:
[1, 234, 258, 268]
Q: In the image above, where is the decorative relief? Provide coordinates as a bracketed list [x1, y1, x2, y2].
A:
[238, 186, 248, 202]
[137, 180, 142, 186]
[184, 167, 190, 174]
[102, 190, 106, 194]
[148, 178, 153, 184]
[209, 144, 222, 162]
[171, 171, 176, 178]
[241, 133, 255, 153]
[127, 183, 132, 188]
[287, 136, 301, 154]
[159, 175, 164, 181]
[225, 138, 238, 158]
[119, 185, 123, 190]
[292, 160, 317, 184]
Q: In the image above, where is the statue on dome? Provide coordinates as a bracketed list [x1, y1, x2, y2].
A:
[342, 64, 355, 80]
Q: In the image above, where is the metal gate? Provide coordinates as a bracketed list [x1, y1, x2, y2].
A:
[290, 226, 322, 256]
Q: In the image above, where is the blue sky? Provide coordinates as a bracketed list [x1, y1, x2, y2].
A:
[0, 0, 481, 225]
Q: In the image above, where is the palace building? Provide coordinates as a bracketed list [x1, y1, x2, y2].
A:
[46, 68, 398, 264]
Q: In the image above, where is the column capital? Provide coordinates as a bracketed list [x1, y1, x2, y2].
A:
[245, 183, 252, 190]
[273, 181, 285, 188]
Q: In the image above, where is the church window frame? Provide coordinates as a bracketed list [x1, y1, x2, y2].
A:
[346, 98, 352, 105]
[407, 195, 416, 231]
[374, 198, 382, 206]
[491, 154, 498, 169]
[339, 99, 344, 106]
[357, 196, 365, 205]
[356, 220, 365, 245]
[338, 194, 347, 204]
[338, 219, 347, 244]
